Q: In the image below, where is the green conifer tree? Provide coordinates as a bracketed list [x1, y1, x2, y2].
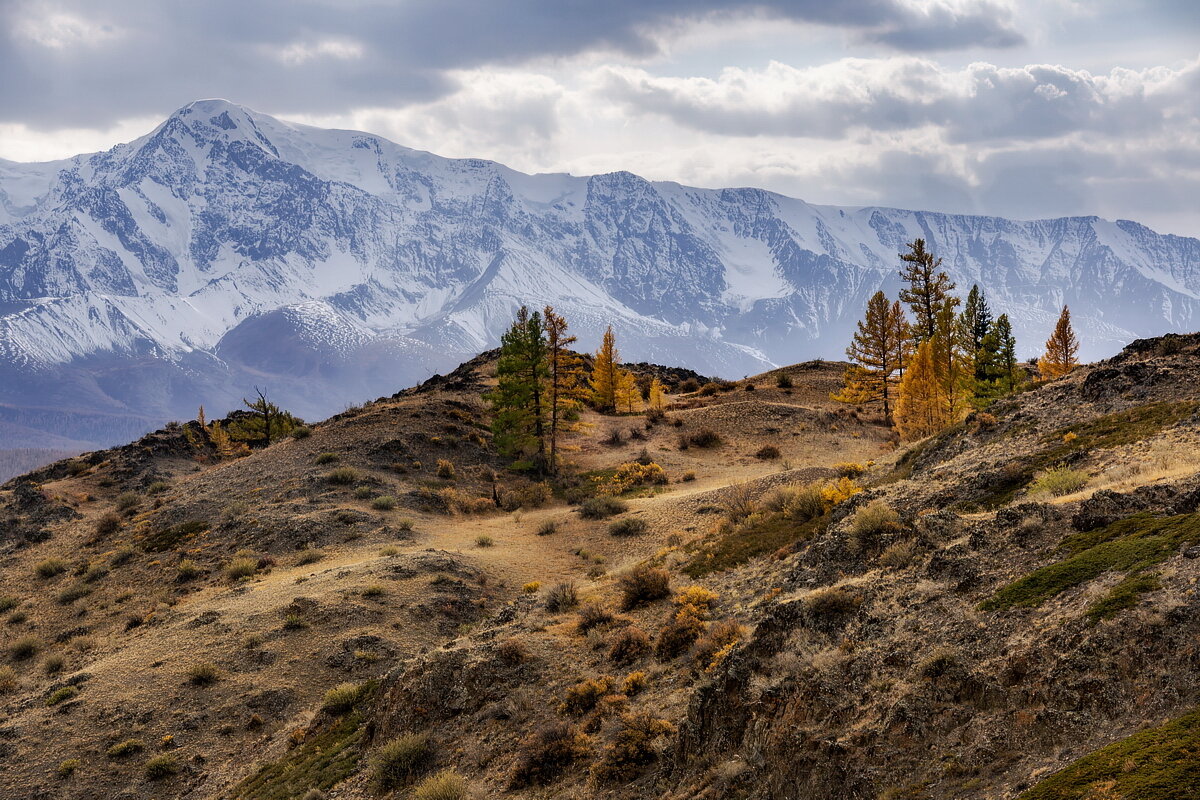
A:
[488, 307, 549, 469]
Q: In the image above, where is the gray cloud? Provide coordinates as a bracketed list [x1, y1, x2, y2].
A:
[598, 57, 1200, 143]
[0, 0, 1025, 128]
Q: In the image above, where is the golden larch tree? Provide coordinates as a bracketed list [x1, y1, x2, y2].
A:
[1038, 305, 1080, 379]
[648, 378, 666, 412]
[590, 326, 619, 412]
[894, 340, 948, 441]
[615, 368, 641, 414]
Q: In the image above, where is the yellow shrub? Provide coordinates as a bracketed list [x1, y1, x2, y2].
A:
[673, 586, 718, 616]
[821, 477, 863, 506]
[599, 462, 669, 496]
[522, 581, 541, 594]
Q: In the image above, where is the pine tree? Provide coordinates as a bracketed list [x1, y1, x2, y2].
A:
[995, 313, 1019, 389]
[591, 326, 620, 412]
[1039, 305, 1080, 379]
[543, 306, 585, 473]
[833, 291, 908, 418]
[899, 238, 958, 343]
[962, 284, 996, 382]
[227, 389, 299, 447]
[488, 306, 548, 467]
[894, 339, 947, 441]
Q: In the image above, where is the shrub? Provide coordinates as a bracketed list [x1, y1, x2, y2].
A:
[879, 540, 919, 568]
[674, 586, 719, 615]
[371, 733, 431, 790]
[57, 758, 81, 778]
[847, 500, 901, 554]
[174, 559, 202, 581]
[413, 769, 467, 800]
[291, 425, 312, 439]
[107, 739, 145, 758]
[283, 613, 309, 630]
[187, 662, 221, 686]
[0, 596, 15, 613]
[821, 477, 863, 506]
[755, 444, 781, 460]
[608, 517, 648, 537]
[372, 495, 397, 511]
[833, 462, 866, 478]
[618, 565, 671, 610]
[296, 549, 324, 566]
[603, 428, 624, 446]
[498, 482, 554, 511]
[144, 754, 179, 780]
[43, 654, 65, 674]
[436, 459, 456, 480]
[686, 428, 722, 448]
[82, 562, 109, 583]
[692, 620, 744, 669]
[496, 637, 530, 665]
[147, 481, 170, 495]
[522, 581, 541, 594]
[590, 712, 675, 783]
[775, 373, 793, 388]
[580, 496, 627, 519]
[322, 681, 368, 714]
[698, 382, 721, 396]
[475, 534, 494, 548]
[36, 558, 67, 578]
[1030, 467, 1089, 497]
[94, 512, 122, 537]
[116, 492, 141, 512]
[46, 686, 79, 706]
[315, 452, 339, 464]
[363, 584, 386, 597]
[609, 626, 651, 664]
[621, 671, 648, 695]
[111, 546, 135, 566]
[11, 635, 41, 660]
[0, 665, 17, 693]
[397, 518, 415, 531]
[806, 586, 862, 618]
[225, 557, 259, 581]
[327, 467, 358, 485]
[536, 520, 557, 536]
[561, 675, 614, 715]
[576, 602, 615, 633]
[510, 722, 591, 788]
[655, 609, 705, 660]
[681, 471, 696, 482]
[545, 582, 578, 613]
[354, 485, 373, 499]
[56, 584, 91, 605]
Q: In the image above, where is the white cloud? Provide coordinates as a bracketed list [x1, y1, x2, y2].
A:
[11, 10, 122, 50]
[274, 39, 365, 67]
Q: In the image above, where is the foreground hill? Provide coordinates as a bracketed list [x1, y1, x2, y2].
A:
[1, 335, 1199, 799]
[3, 98, 1199, 448]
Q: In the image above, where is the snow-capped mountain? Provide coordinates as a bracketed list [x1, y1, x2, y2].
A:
[1, 99, 1197, 446]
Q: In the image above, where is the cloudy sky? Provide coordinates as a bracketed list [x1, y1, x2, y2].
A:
[1, 0, 1197, 236]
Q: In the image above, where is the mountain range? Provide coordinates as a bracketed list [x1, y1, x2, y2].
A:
[1, 98, 1197, 449]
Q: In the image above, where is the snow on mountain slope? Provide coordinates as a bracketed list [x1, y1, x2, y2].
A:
[1, 98, 1197, 447]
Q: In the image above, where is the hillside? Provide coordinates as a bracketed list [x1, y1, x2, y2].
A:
[3, 99, 1199, 449]
[2, 335, 1200, 799]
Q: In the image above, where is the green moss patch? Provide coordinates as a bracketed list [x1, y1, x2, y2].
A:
[1019, 707, 1200, 799]
[232, 708, 369, 799]
[1085, 572, 1162, 623]
[684, 514, 826, 578]
[981, 513, 1198, 612]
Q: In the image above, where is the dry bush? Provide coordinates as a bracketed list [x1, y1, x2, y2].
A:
[760, 484, 825, 521]
[509, 722, 591, 788]
[35, 558, 67, 578]
[10, 635, 41, 661]
[724, 483, 757, 522]
[496, 638, 530, 666]
[620, 671, 648, 695]
[682, 428, 722, 449]
[537, 520, 558, 536]
[372, 495, 397, 511]
[322, 681, 368, 714]
[499, 482, 553, 511]
[608, 517, 648, 537]
[580, 496, 627, 519]
[116, 492, 141, 513]
[545, 582, 579, 613]
[314, 452, 339, 464]
[560, 675, 615, 715]
[0, 666, 18, 693]
[878, 540, 919, 568]
[326, 467, 358, 485]
[1030, 467, 1089, 497]
[656, 609, 705, 660]
[692, 620, 744, 670]
[576, 602, 615, 633]
[296, 549, 324, 565]
[590, 712, 676, 783]
[608, 626, 651, 664]
[436, 459, 456, 480]
[618, 565, 671, 610]
[413, 769, 467, 800]
[674, 586, 719, 618]
[847, 500, 901, 554]
[144, 754, 178, 780]
[372, 733, 431, 791]
[107, 739, 145, 758]
[806, 586, 862, 618]
[475, 534, 494, 548]
[755, 445, 781, 460]
[187, 662, 221, 686]
[94, 512, 122, 537]
[225, 557, 258, 581]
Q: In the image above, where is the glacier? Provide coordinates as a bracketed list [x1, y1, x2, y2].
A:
[0, 98, 1197, 447]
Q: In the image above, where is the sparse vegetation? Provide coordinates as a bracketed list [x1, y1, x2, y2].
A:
[1029, 467, 1089, 497]
[36, 558, 67, 578]
[755, 444, 781, 460]
[107, 739, 145, 758]
[609, 625, 651, 663]
[187, 661, 222, 686]
[577, 602, 616, 633]
[591, 712, 675, 782]
[618, 564, 671, 610]
[226, 557, 259, 581]
[371, 495, 397, 510]
[0, 666, 17, 693]
[323, 681, 370, 714]
[412, 769, 468, 800]
[475, 534, 494, 547]
[579, 496, 627, 519]
[144, 753, 179, 780]
[608, 517, 648, 537]
[327, 467, 358, 484]
[45, 685, 79, 706]
[11, 635, 41, 661]
[510, 722, 591, 788]
[315, 452, 339, 464]
[561, 675, 615, 715]
[545, 582, 579, 613]
[371, 732, 431, 790]
[436, 459, 456, 479]
[296, 548, 324, 565]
